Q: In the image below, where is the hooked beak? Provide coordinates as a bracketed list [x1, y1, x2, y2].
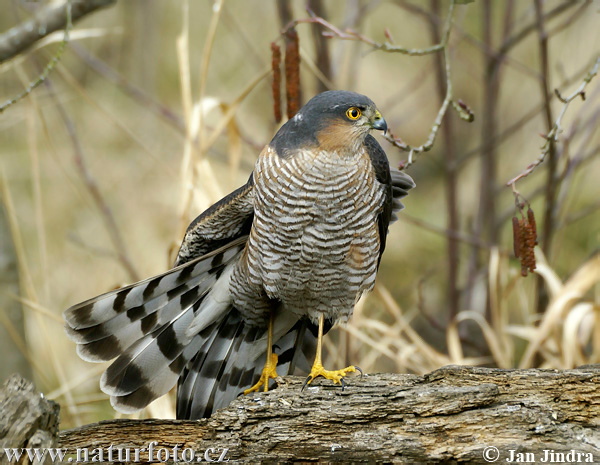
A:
[371, 110, 387, 134]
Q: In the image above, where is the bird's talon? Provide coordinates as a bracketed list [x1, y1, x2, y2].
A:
[243, 352, 278, 395]
[355, 366, 364, 378]
[303, 363, 357, 389]
[301, 375, 313, 391]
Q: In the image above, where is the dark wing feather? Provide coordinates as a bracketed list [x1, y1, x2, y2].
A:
[364, 135, 415, 265]
[175, 174, 254, 266]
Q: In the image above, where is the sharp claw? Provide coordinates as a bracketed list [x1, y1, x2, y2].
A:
[301, 376, 312, 391]
[354, 366, 364, 378]
[340, 377, 345, 391]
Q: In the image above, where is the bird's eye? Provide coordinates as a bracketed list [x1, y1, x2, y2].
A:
[346, 107, 361, 120]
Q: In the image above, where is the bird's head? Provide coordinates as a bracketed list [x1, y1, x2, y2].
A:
[270, 90, 387, 157]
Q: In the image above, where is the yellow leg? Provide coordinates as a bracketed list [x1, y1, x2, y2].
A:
[303, 314, 358, 389]
[244, 312, 278, 394]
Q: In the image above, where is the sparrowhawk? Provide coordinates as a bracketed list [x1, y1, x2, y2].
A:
[64, 90, 415, 419]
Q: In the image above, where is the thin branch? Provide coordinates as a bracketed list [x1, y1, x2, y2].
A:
[280, 0, 473, 168]
[562, 200, 600, 228]
[0, 1, 73, 113]
[533, 0, 558, 260]
[498, 0, 579, 58]
[428, 0, 459, 320]
[0, 0, 115, 64]
[506, 55, 600, 186]
[497, 142, 600, 228]
[71, 43, 185, 132]
[283, 0, 454, 56]
[457, 56, 598, 171]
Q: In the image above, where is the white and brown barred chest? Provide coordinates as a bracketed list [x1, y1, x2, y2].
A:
[230, 147, 386, 325]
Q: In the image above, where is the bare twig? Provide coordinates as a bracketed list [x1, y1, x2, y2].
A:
[196, 0, 224, 153]
[498, 0, 579, 59]
[506, 55, 600, 186]
[0, 1, 73, 113]
[457, 56, 599, 171]
[533, 0, 558, 260]
[562, 200, 600, 227]
[285, 6, 453, 56]
[465, 1, 513, 315]
[71, 43, 185, 132]
[0, 0, 115, 64]
[71, 44, 264, 152]
[395, 0, 583, 83]
[280, 0, 473, 168]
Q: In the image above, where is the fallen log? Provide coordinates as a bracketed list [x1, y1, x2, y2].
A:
[55, 365, 600, 463]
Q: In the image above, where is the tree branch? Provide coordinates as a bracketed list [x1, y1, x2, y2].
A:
[506, 54, 600, 187]
[54, 367, 600, 463]
[0, 0, 116, 64]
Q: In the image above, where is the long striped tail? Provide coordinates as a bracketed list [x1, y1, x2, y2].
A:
[64, 237, 315, 418]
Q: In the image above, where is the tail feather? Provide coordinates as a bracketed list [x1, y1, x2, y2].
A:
[100, 299, 198, 397]
[175, 310, 320, 419]
[64, 238, 246, 330]
[175, 320, 224, 419]
[109, 333, 206, 413]
[177, 311, 248, 419]
[64, 238, 246, 414]
[65, 272, 220, 345]
[65, 234, 325, 419]
[69, 274, 220, 363]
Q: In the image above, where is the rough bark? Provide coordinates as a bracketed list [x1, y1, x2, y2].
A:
[57, 366, 600, 463]
[0, 0, 116, 64]
[0, 375, 60, 465]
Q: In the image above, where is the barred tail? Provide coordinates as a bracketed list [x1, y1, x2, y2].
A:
[64, 238, 246, 414]
[176, 309, 318, 419]
[64, 234, 320, 418]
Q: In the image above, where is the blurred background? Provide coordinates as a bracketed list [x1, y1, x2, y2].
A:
[0, 0, 599, 428]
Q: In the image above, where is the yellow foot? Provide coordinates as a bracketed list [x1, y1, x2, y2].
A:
[302, 362, 362, 391]
[243, 353, 279, 394]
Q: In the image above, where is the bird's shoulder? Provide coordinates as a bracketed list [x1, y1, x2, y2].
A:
[175, 175, 255, 266]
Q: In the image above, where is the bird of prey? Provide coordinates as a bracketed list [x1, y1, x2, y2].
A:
[64, 90, 415, 419]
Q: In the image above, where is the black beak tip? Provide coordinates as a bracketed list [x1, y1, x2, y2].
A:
[372, 117, 388, 134]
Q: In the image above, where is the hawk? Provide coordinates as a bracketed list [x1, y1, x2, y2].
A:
[64, 90, 415, 419]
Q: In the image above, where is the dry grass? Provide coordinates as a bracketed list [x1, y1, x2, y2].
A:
[0, 1, 599, 428]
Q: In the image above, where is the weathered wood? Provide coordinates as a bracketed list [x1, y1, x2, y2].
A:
[58, 366, 600, 463]
[0, 375, 60, 465]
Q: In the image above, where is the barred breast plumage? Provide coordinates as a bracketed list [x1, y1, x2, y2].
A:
[230, 146, 385, 326]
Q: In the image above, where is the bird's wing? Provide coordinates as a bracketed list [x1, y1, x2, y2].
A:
[364, 134, 415, 264]
[389, 167, 416, 222]
[175, 174, 255, 266]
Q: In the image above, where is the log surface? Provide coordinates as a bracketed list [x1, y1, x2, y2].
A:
[0, 375, 60, 465]
[58, 366, 600, 463]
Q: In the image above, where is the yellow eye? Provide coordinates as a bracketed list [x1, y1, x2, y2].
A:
[346, 107, 361, 120]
